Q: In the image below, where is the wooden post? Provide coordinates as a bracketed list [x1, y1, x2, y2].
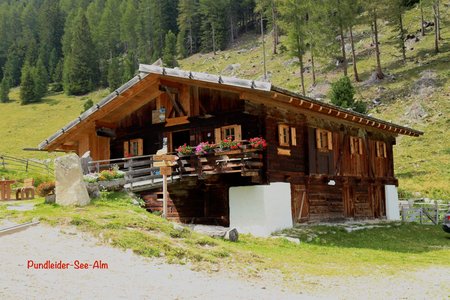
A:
[162, 174, 168, 218]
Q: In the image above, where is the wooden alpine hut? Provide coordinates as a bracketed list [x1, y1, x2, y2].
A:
[39, 65, 423, 236]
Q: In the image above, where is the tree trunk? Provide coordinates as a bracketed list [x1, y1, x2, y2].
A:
[310, 44, 316, 86]
[349, 26, 360, 82]
[230, 15, 235, 44]
[433, 2, 439, 53]
[271, 0, 278, 54]
[399, 13, 406, 62]
[299, 54, 305, 95]
[373, 15, 384, 79]
[420, 0, 425, 36]
[339, 24, 348, 76]
[437, 0, 441, 40]
[212, 24, 216, 55]
[189, 21, 193, 55]
[261, 13, 267, 80]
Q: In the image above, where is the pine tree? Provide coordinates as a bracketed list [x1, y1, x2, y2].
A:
[0, 77, 10, 103]
[330, 76, 366, 113]
[122, 52, 136, 81]
[163, 31, 179, 68]
[63, 11, 99, 95]
[279, 0, 308, 95]
[177, 0, 200, 57]
[34, 58, 48, 100]
[107, 57, 122, 91]
[120, 0, 138, 53]
[255, 0, 280, 54]
[20, 63, 36, 105]
[3, 46, 22, 87]
[386, 0, 407, 62]
[199, 0, 228, 54]
[364, 0, 385, 79]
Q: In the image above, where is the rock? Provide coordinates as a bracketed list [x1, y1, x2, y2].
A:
[80, 151, 92, 175]
[45, 194, 56, 204]
[85, 182, 101, 199]
[173, 223, 185, 231]
[222, 63, 241, 75]
[55, 154, 90, 206]
[372, 98, 382, 106]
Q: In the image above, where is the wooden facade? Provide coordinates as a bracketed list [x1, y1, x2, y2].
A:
[39, 65, 422, 224]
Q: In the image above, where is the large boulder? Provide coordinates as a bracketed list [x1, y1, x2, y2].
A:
[55, 154, 90, 206]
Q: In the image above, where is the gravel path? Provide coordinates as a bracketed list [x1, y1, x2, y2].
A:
[0, 222, 311, 300]
[0, 221, 448, 299]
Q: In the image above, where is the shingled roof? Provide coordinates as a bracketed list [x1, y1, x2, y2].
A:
[38, 65, 422, 150]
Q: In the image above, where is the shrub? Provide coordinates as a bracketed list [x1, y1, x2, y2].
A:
[330, 76, 355, 108]
[37, 182, 55, 197]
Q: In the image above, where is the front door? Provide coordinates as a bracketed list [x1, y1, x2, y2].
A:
[171, 130, 191, 152]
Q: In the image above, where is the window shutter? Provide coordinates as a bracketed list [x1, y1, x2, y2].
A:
[350, 137, 355, 154]
[291, 127, 297, 146]
[123, 141, 129, 157]
[383, 142, 387, 158]
[214, 128, 221, 144]
[137, 139, 143, 156]
[315, 129, 321, 149]
[358, 138, 363, 154]
[235, 125, 242, 141]
[327, 131, 333, 150]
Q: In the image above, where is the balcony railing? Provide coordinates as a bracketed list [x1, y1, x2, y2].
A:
[87, 148, 265, 190]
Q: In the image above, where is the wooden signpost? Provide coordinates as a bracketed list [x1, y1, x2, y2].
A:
[153, 155, 178, 218]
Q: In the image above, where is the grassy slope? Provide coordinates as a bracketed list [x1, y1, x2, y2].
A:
[179, 5, 450, 199]
[1, 193, 449, 283]
[0, 5, 448, 197]
[0, 88, 109, 159]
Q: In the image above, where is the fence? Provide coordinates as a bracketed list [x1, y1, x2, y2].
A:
[400, 199, 449, 225]
[0, 154, 53, 176]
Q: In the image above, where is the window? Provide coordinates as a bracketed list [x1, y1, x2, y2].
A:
[350, 137, 363, 155]
[316, 129, 333, 151]
[123, 138, 143, 157]
[215, 125, 242, 144]
[376, 141, 387, 158]
[278, 124, 290, 146]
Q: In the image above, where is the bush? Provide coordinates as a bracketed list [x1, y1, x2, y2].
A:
[37, 182, 55, 197]
[330, 76, 355, 108]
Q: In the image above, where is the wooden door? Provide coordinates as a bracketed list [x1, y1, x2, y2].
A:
[291, 184, 309, 223]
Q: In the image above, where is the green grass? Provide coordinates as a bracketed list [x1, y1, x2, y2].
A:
[1, 192, 449, 280]
[0, 88, 109, 159]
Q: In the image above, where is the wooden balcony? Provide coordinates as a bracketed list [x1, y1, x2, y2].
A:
[88, 148, 265, 192]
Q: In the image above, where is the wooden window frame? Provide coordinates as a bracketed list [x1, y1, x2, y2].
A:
[215, 125, 242, 144]
[376, 141, 387, 158]
[350, 136, 363, 155]
[278, 124, 290, 147]
[316, 129, 333, 151]
[124, 138, 143, 157]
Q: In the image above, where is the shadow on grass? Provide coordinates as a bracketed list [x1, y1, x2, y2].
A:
[281, 223, 450, 253]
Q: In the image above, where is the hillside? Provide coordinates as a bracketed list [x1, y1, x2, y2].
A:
[0, 5, 448, 198]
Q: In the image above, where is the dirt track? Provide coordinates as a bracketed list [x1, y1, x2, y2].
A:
[0, 222, 448, 299]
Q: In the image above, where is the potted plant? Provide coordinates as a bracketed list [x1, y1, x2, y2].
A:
[195, 142, 216, 155]
[249, 137, 267, 149]
[219, 136, 241, 151]
[176, 144, 194, 156]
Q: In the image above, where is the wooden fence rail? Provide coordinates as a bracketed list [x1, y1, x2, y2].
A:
[0, 154, 53, 176]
